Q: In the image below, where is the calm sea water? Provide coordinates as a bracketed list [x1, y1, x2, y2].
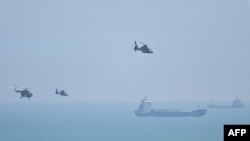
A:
[0, 101, 249, 141]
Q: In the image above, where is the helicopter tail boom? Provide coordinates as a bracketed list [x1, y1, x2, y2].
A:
[55, 88, 59, 94]
[134, 41, 139, 51]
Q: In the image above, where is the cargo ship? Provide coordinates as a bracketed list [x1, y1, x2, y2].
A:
[134, 97, 207, 117]
[208, 96, 245, 109]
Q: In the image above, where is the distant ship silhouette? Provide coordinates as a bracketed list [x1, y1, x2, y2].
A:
[208, 96, 245, 109]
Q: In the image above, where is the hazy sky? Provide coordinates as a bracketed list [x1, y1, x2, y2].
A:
[1, 0, 250, 102]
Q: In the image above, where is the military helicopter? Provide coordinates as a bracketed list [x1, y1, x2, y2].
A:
[134, 41, 153, 53]
[55, 88, 68, 96]
[14, 86, 33, 99]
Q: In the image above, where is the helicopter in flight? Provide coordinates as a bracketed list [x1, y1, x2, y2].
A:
[14, 86, 33, 99]
[55, 88, 68, 96]
[134, 41, 153, 54]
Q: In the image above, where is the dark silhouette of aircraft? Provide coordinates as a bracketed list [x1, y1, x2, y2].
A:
[134, 41, 153, 53]
[55, 88, 68, 96]
[14, 86, 33, 99]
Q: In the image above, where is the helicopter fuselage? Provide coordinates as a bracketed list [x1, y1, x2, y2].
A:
[56, 89, 68, 96]
[15, 89, 33, 99]
[134, 41, 153, 53]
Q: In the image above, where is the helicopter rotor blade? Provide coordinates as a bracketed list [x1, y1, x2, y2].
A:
[139, 41, 149, 46]
[5, 85, 18, 89]
[5, 86, 15, 89]
[6, 85, 39, 90]
[139, 41, 145, 45]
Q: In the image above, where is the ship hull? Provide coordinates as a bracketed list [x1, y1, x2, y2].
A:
[134, 109, 207, 117]
[208, 104, 244, 109]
